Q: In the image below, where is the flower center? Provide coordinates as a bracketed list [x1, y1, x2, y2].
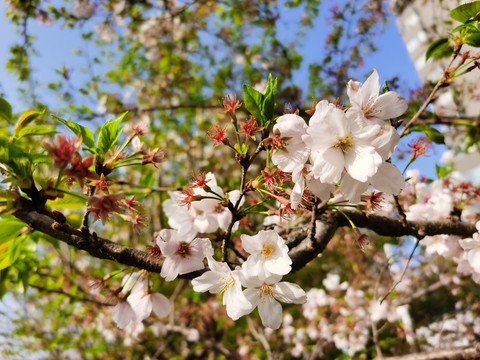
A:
[333, 133, 353, 154]
[261, 244, 275, 258]
[220, 274, 235, 294]
[176, 242, 191, 258]
[260, 284, 274, 299]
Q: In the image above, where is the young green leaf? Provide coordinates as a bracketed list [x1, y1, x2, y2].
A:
[14, 110, 44, 135]
[55, 116, 95, 149]
[96, 112, 127, 161]
[450, 1, 480, 23]
[0, 97, 12, 123]
[425, 38, 450, 61]
[435, 164, 454, 179]
[412, 124, 445, 144]
[242, 84, 263, 122]
[12, 125, 57, 142]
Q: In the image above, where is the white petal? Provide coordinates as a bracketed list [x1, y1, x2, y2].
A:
[241, 233, 263, 254]
[273, 282, 307, 304]
[258, 299, 283, 329]
[224, 283, 253, 320]
[191, 271, 223, 293]
[151, 293, 171, 317]
[307, 178, 334, 200]
[370, 163, 405, 195]
[345, 145, 381, 182]
[371, 91, 408, 120]
[127, 290, 152, 322]
[340, 174, 369, 204]
[313, 147, 344, 183]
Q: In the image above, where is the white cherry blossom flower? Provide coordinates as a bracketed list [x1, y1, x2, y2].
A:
[157, 229, 213, 281]
[347, 69, 408, 124]
[271, 114, 310, 174]
[241, 230, 292, 281]
[239, 273, 307, 330]
[304, 101, 382, 183]
[191, 258, 252, 320]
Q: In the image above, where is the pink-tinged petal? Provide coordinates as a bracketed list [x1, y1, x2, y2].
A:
[258, 298, 283, 329]
[121, 271, 143, 293]
[370, 163, 405, 195]
[273, 282, 307, 304]
[340, 173, 369, 204]
[112, 302, 136, 329]
[151, 293, 171, 317]
[307, 178, 334, 200]
[241, 233, 263, 254]
[345, 145, 381, 182]
[127, 290, 152, 322]
[157, 229, 180, 256]
[313, 147, 344, 183]
[160, 256, 181, 281]
[224, 282, 253, 320]
[371, 91, 408, 120]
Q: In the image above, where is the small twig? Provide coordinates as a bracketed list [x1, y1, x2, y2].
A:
[380, 238, 420, 304]
[394, 195, 407, 226]
[247, 317, 272, 360]
[371, 318, 383, 359]
[399, 43, 462, 137]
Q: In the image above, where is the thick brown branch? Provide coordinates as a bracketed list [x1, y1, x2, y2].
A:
[384, 342, 480, 360]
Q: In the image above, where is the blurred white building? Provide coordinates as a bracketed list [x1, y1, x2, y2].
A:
[392, 0, 480, 182]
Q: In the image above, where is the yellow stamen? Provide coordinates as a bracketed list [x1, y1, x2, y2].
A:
[261, 244, 275, 258]
[332, 132, 353, 154]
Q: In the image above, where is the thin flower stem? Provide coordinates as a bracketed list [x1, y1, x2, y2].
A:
[380, 238, 420, 304]
[399, 43, 462, 137]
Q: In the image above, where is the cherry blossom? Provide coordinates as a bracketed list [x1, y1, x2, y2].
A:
[156, 229, 213, 281]
[241, 229, 292, 281]
[304, 100, 383, 183]
[347, 69, 408, 124]
[271, 113, 310, 174]
[191, 258, 252, 320]
[239, 273, 307, 330]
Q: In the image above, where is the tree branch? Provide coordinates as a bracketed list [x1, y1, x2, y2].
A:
[383, 342, 480, 360]
[13, 199, 477, 275]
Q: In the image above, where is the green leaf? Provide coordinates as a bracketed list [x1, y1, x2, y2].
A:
[12, 125, 57, 141]
[436, 164, 454, 178]
[242, 74, 278, 128]
[14, 110, 44, 134]
[0, 216, 26, 270]
[95, 112, 127, 160]
[242, 84, 263, 121]
[0, 97, 12, 123]
[262, 74, 278, 127]
[425, 38, 450, 61]
[55, 115, 95, 149]
[412, 124, 445, 144]
[450, 1, 480, 23]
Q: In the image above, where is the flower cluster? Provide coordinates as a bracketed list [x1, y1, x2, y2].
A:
[271, 69, 407, 208]
[151, 228, 306, 330]
[112, 271, 170, 329]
